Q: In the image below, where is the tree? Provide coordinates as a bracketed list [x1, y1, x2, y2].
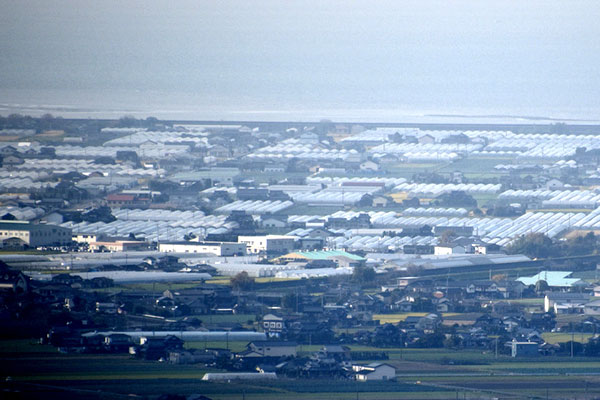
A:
[564, 232, 598, 257]
[416, 331, 445, 348]
[443, 334, 462, 349]
[440, 230, 457, 244]
[405, 263, 424, 276]
[281, 293, 297, 310]
[435, 190, 477, 208]
[352, 266, 376, 283]
[506, 233, 556, 258]
[230, 271, 255, 291]
[412, 297, 434, 312]
[82, 206, 116, 223]
[118, 115, 139, 128]
[183, 232, 197, 241]
[585, 337, 600, 356]
[535, 280, 550, 295]
[358, 194, 373, 207]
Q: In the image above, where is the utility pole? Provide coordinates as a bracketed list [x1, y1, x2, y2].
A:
[571, 323, 575, 358]
[495, 337, 498, 359]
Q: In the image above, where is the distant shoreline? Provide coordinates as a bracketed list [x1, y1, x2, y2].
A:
[4, 114, 600, 135]
[2, 101, 600, 127]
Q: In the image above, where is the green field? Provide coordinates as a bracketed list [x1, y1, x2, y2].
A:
[185, 340, 250, 353]
[374, 313, 460, 324]
[122, 282, 206, 292]
[5, 340, 600, 399]
[542, 332, 594, 345]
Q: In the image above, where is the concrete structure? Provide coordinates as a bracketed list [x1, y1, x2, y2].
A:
[0, 221, 72, 248]
[262, 314, 285, 338]
[353, 363, 396, 381]
[511, 341, 539, 357]
[158, 241, 246, 256]
[238, 235, 296, 255]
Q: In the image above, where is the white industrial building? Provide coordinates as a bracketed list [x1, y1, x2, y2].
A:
[238, 235, 296, 255]
[0, 221, 72, 249]
[158, 241, 246, 256]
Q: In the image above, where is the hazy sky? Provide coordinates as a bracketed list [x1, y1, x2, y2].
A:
[1, 0, 599, 121]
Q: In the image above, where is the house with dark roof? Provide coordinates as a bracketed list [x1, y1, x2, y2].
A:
[0, 262, 29, 293]
[544, 293, 589, 313]
[239, 341, 297, 358]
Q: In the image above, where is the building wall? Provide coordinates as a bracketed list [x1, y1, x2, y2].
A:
[0, 223, 71, 247]
[238, 236, 295, 254]
[584, 304, 600, 315]
[158, 242, 246, 256]
[355, 365, 395, 381]
[266, 238, 295, 254]
[90, 241, 147, 252]
[434, 246, 465, 256]
[238, 236, 266, 254]
[511, 342, 539, 357]
[73, 233, 102, 244]
[250, 344, 296, 357]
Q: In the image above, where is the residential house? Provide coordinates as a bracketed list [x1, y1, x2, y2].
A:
[2, 155, 24, 166]
[260, 215, 288, 229]
[0, 145, 17, 155]
[418, 134, 436, 144]
[0, 263, 29, 293]
[106, 194, 149, 208]
[544, 293, 589, 313]
[241, 341, 297, 358]
[104, 334, 132, 353]
[584, 299, 600, 315]
[131, 335, 185, 361]
[320, 345, 351, 361]
[372, 196, 389, 208]
[466, 280, 499, 297]
[327, 213, 371, 229]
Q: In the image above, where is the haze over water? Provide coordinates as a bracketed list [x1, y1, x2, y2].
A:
[1, 0, 599, 123]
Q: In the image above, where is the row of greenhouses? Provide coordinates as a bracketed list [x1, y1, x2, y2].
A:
[215, 200, 294, 214]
